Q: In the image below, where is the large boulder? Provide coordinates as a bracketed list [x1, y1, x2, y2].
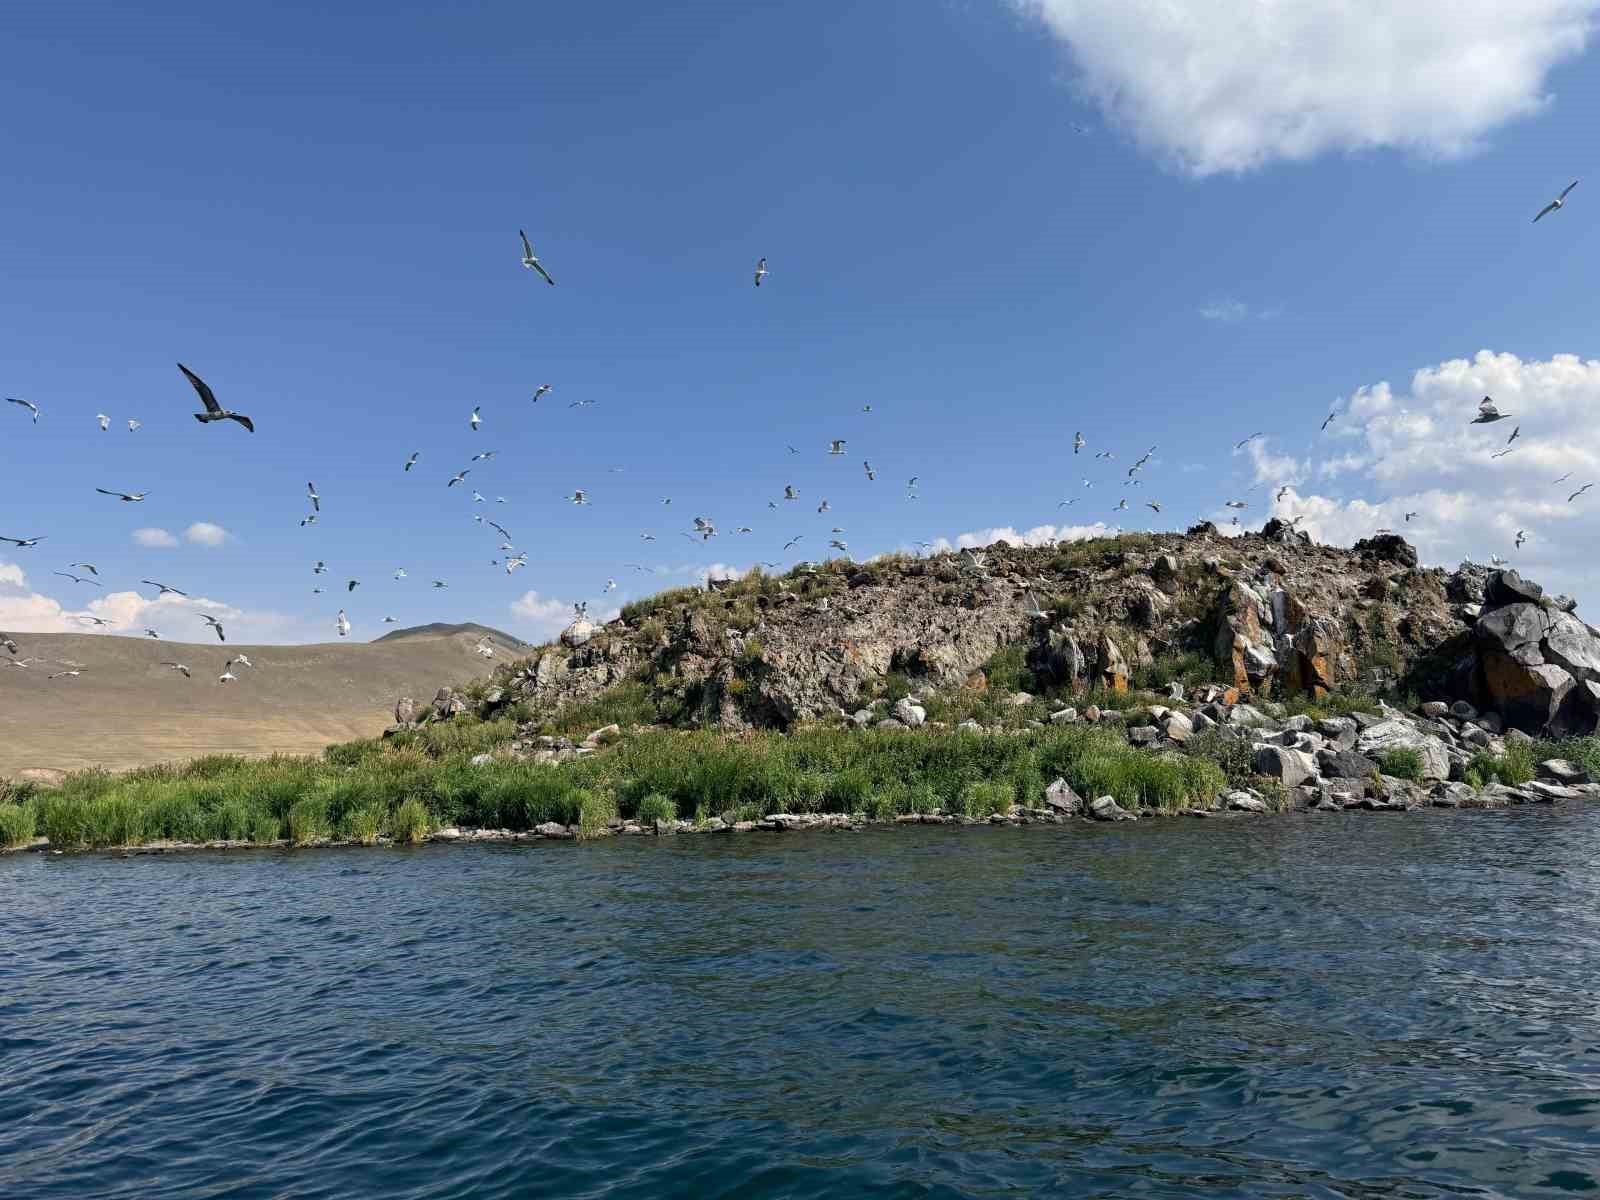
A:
[1096, 634, 1130, 693]
[1044, 779, 1083, 815]
[1353, 533, 1418, 568]
[1484, 569, 1543, 610]
[1253, 745, 1319, 786]
[1472, 602, 1600, 734]
[1355, 719, 1449, 782]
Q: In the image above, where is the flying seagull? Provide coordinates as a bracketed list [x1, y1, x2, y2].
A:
[505, 553, 528, 574]
[1224, 500, 1248, 510]
[49, 670, 82, 680]
[95, 488, 148, 502]
[0, 535, 46, 548]
[1533, 180, 1579, 223]
[347, 579, 360, 592]
[1321, 410, 1337, 432]
[1569, 483, 1595, 503]
[300, 514, 318, 527]
[519, 231, 555, 285]
[532, 384, 551, 402]
[143, 628, 160, 639]
[218, 669, 237, 684]
[1405, 511, 1419, 522]
[159, 662, 192, 678]
[53, 571, 100, 587]
[470, 407, 481, 431]
[1471, 396, 1510, 424]
[1276, 486, 1290, 502]
[817, 499, 830, 513]
[1554, 471, 1574, 485]
[1506, 426, 1520, 447]
[383, 616, 398, 624]
[1146, 501, 1162, 513]
[754, 257, 768, 287]
[97, 414, 110, 431]
[336, 610, 351, 637]
[394, 568, 407, 579]
[1516, 530, 1527, 549]
[313, 561, 327, 574]
[567, 489, 588, 505]
[1234, 432, 1265, 450]
[829, 440, 846, 455]
[1073, 432, 1084, 455]
[307, 482, 320, 511]
[787, 445, 801, 455]
[471, 450, 497, 462]
[227, 654, 253, 669]
[784, 485, 798, 501]
[863, 461, 875, 481]
[141, 580, 188, 597]
[199, 614, 225, 641]
[405, 452, 419, 472]
[1, 635, 18, 656]
[6, 398, 39, 423]
[447, 470, 470, 488]
[67, 562, 98, 576]
[784, 535, 804, 550]
[431, 580, 449, 589]
[75, 616, 112, 628]
[1491, 447, 1516, 460]
[127, 419, 141, 432]
[179, 364, 254, 432]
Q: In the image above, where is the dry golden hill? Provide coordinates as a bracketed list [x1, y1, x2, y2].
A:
[0, 625, 522, 776]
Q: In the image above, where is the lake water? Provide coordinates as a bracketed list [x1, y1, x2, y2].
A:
[6, 811, 1600, 1198]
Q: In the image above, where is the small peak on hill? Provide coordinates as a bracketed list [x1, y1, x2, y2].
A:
[375, 622, 527, 649]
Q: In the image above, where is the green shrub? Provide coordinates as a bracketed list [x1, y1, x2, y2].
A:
[574, 790, 617, 838]
[1377, 748, 1425, 781]
[634, 793, 676, 825]
[1467, 742, 1536, 787]
[957, 780, 1013, 818]
[343, 803, 386, 844]
[390, 798, 432, 844]
[1182, 729, 1255, 787]
[0, 802, 37, 848]
[287, 797, 329, 845]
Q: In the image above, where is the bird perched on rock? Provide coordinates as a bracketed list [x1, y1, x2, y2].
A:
[179, 364, 253, 432]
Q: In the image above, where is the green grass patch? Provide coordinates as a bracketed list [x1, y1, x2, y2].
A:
[1377, 748, 1425, 781]
[0, 801, 37, 848]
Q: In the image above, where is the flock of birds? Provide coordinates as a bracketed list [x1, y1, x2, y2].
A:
[1, 186, 1592, 683]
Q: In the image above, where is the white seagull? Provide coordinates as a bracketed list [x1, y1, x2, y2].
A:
[141, 579, 188, 597]
[95, 488, 148, 502]
[1471, 397, 1510, 425]
[448, 470, 470, 488]
[470, 406, 481, 431]
[199, 614, 226, 641]
[336, 610, 351, 637]
[97, 414, 110, 431]
[307, 482, 320, 511]
[127, 419, 141, 432]
[1533, 180, 1579, 223]
[829, 440, 846, 455]
[405, 452, 420, 471]
[567, 490, 589, 505]
[160, 661, 191, 678]
[754, 257, 768, 287]
[532, 384, 552, 402]
[7, 398, 39, 423]
[519, 230, 556, 285]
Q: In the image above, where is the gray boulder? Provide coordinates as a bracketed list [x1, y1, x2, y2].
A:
[1089, 795, 1136, 822]
[1356, 719, 1450, 781]
[1538, 758, 1590, 785]
[1044, 778, 1083, 814]
[1319, 749, 1378, 779]
[1253, 745, 1319, 786]
[893, 697, 928, 727]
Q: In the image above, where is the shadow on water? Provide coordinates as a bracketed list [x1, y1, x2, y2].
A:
[5, 809, 1600, 1197]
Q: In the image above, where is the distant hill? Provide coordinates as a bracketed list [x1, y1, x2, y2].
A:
[376, 622, 527, 648]
[0, 628, 508, 776]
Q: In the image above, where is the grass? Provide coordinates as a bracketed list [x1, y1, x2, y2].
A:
[12, 715, 1239, 851]
[1377, 748, 1425, 781]
[1465, 741, 1537, 788]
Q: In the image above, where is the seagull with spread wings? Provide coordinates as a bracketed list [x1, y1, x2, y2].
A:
[179, 364, 254, 432]
[53, 571, 99, 587]
[95, 487, 148, 502]
[1533, 179, 1579, 223]
[6, 397, 39, 423]
[754, 256, 768, 287]
[142, 580, 188, 597]
[519, 231, 556, 284]
[199, 614, 226, 641]
[1472, 396, 1511, 424]
[0, 535, 46, 548]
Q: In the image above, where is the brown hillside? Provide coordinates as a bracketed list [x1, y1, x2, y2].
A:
[0, 630, 502, 775]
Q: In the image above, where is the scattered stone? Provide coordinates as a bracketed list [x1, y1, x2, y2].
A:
[1538, 758, 1590, 785]
[1128, 725, 1160, 746]
[1089, 795, 1136, 822]
[1420, 701, 1449, 719]
[1227, 793, 1270, 814]
[470, 752, 494, 766]
[1049, 707, 1078, 725]
[1355, 720, 1450, 782]
[1044, 778, 1083, 814]
[875, 718, 907, 731]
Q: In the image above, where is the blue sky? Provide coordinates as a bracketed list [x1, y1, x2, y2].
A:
[5, 0, 1600, 643]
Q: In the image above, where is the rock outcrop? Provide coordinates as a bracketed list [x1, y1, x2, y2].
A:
[438, 525, 1598, 739]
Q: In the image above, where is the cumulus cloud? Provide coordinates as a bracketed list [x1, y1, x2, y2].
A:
[1012, 1, 1597, 174]
[0, 561, 24, 588]
[1268, 351, 1600, 603]
[510, 591, 619, 642]
[927, 521, 1114, 554]
[132, 527, 179, 548]
[184, 522, 230, 547]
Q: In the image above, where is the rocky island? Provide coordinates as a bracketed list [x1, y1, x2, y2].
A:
[7, 522, 1600, 853]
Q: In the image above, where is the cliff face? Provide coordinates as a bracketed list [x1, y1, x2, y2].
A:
[465, 523, 1600, 738]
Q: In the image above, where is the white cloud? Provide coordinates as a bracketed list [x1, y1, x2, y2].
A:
[929, 522, 1114, 554]
[1272, 350, 1600, 604]
[1199, 298, 1279, 323]
[1012, 1, 1597, 174]
[0, 561, 25, 588]
[510, 591, 609, 642]
[184, 522, 230, 547]
[132, 527, 179, 548]
[0, 582, 299, 642]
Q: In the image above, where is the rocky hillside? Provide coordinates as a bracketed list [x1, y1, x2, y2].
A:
[447, 522, 1600, 740]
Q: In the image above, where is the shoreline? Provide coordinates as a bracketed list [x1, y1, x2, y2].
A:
[7, 773, 1597, 859]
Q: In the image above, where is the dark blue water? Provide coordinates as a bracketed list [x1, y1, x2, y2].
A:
[6, 811, 1600, 1198]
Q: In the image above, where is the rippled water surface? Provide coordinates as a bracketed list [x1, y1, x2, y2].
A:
[7, 810, 1600, 1198]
